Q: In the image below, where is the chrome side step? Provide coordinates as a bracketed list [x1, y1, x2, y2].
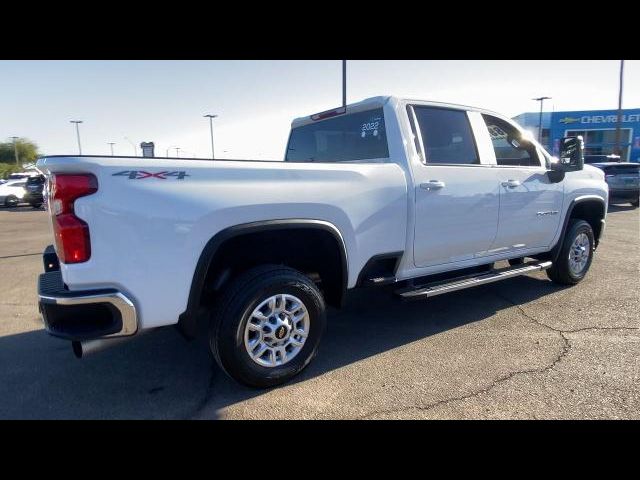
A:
[396, 261, 552, 300]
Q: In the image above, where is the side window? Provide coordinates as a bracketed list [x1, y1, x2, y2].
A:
[412, 106, 479, 165]
[482, 114, 541, 167]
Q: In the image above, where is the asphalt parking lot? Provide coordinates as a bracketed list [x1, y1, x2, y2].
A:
[0, 204, 638, 419]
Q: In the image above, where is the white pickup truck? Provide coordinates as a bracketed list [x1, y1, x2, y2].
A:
[36, 96, 608, 387]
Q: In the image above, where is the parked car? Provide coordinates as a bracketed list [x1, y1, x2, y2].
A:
[35, 96, 608, 388]
[23, 174, 45, 208]
[591, 162, 639, 207]
[7, 171, 41, 181]
[0, 179, 28, 207]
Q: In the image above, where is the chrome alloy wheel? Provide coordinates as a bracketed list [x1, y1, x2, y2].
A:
[244, 294, 310, 367]
[568, 232, 591, 275]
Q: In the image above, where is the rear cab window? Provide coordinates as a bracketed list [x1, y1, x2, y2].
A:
[409, 106, 479, 165]
[285, 108, 389, 162]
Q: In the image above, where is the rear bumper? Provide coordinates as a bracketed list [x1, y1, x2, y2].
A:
[23, 192, 44, 204]
[609, 189, 639, 200]
[37, 246, 138, 341]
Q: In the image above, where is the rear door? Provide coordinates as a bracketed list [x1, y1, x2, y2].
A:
[408, 105, 500, 268]
[480, 114, 564, 254]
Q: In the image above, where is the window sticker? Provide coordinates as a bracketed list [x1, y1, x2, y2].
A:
[487, 125, 507, 140]
[361, 115, 383, 138]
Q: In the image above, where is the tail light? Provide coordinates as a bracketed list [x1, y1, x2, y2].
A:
[50, 174, 98, 264]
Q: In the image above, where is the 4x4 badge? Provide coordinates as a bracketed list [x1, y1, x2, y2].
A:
[112, 170, 189, 180]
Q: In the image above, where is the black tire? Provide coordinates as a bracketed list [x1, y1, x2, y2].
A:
[30, 202, 43, 209]
[508, 257, 525, 266]
[631, 198, 639, 208]
[4, 195, 18, 207]
[546, 219, 594, 285]
[209, 265, 326, 388]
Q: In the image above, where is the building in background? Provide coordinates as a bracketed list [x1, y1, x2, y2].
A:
[513, 108, 640, 162]
[140, 142, 155, 158]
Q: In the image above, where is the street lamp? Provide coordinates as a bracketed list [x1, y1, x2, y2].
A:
[175, 147, 181, 158]
[203, 114, 218, 160]
[108, 142, 116, 156]
[124, 137, 137, 156]
[342, 60, 347, 107]
[10, 136, 19, 165]
[70, 120, 83, 155]
[532, 97, 551, 144]
[614, 60, 625, 159]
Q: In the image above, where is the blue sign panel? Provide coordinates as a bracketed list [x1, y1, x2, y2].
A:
[549, 109, 640, 162]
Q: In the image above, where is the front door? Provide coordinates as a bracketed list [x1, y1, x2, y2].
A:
[481, 114, 564, 254]
[409, 106, 500, 268]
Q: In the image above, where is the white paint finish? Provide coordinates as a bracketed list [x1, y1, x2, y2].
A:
[490, 166, 564, 252]
[37, 156, 407, 328]
[411, 165, 500, 267]
[36, 96, 609, 332]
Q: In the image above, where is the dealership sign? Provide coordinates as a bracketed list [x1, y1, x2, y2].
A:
[559, 114, 640, 125]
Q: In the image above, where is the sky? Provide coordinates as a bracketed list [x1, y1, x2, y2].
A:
[1, 60, 638, 160]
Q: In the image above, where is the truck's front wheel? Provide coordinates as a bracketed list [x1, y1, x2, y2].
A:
[209, 265, 326, 388]
[546, 219, 594, 285]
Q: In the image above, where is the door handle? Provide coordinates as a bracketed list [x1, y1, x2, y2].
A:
[501, 179, 521, 188]
[420, 180, 446, 190]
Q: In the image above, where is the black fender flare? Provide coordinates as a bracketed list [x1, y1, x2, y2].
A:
[177, 219, 348, 339]
[549, 196, 606, 263]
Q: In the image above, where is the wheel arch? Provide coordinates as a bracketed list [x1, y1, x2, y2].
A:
[548, 196, 606, 262]
[177, 219, 348, 339]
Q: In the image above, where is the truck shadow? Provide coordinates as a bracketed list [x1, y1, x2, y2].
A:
[0, 275, 566, 419]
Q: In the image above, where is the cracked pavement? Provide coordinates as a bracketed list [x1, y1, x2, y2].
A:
[0, 204, 638, 419]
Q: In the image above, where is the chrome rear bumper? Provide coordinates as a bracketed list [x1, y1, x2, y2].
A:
[37, 247, 138, 341]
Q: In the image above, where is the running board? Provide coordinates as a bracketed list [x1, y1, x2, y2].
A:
[396, 261, 552, 300]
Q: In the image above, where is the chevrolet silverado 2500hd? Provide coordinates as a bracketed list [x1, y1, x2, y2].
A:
[36, 96, 608, 388]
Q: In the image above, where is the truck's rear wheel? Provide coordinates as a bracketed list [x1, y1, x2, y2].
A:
[209, 265, 326, 388]
[546, 219, 594, 285]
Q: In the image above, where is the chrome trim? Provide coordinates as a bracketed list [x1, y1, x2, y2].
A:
[39, 290, 138, 337]
[400, 261, 552, 299]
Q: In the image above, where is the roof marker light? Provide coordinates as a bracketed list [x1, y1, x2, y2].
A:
[310, 106, 347, 121]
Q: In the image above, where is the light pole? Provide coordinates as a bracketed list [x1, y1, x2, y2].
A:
[342, 60, 347, 107]
[203, 114, 218, 160]
[165, 145, 178, 157]
[70, 120, 83, 155]
[11, 136, 19, 165]
[175, 147, 180, 158]
[108, 142, 116, 156]
[124, 137, 137, 156]
[614, 60, 625, 160]
[532, 97, 551, 144]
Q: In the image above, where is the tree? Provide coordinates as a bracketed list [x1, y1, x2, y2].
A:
[0, 138, 41, 165]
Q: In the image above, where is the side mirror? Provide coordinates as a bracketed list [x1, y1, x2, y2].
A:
[552, 136, 584, 172]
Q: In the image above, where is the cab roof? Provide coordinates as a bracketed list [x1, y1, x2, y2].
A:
[291, 95, 508, 128]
